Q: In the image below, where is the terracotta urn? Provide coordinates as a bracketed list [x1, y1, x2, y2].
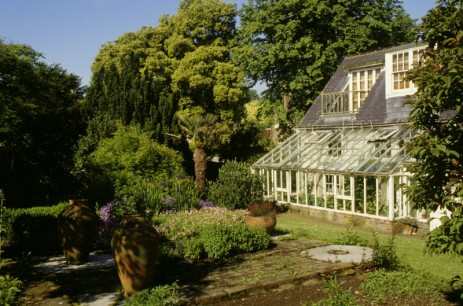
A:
[245, 215, 277, 234]
[58, 199, 98, 264]
[111, 213, 160, 297]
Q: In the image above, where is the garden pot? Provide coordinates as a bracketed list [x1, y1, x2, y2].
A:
[58, 199, 98, 265]
[245, 215, 277, 234]
[111, 213, 160, 297]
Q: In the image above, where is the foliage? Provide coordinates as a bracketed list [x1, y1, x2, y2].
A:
[124, 282, 182, 306]
[153, 207, 246, 242]
[234, 0, 416, 129]
[371, 235, 402, 271]
[3, 202, 66, 257]
[84, 124, 184, 203]
[247, 201, 277, 217]
[0, 39, 86, 207]
[277, 213, 463, 280]
[86, 0, 248, 166]
[152, 207, 271, 260]
[0, 274, 22, 306]
[176, 113, 226, 191]
[207, 160, 264, 210]
[359, 270, 448, 305]
[199, 223, 271, 259]
[406, 0, 463, 215]
[117, 175, 201, 214]
[405, 0, 463, 259]
[309, 274, 358, 306]
[426, 213, 463, 256]
[335, 227, 371, 247]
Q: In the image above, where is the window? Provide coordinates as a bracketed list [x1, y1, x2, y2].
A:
[388, 46, 426, 95]
[392, 52, 409, 90]
[350, 68, 381, 112]
[326, 175, 334, 194]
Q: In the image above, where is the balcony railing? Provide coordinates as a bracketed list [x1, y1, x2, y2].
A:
[321, 91, 368, 115]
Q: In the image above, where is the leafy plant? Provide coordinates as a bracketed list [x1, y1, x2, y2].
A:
[207, 160, 264, 210]
[199, 224, 271, 259]
[124, 282, 182, 306]
[0, 274, 23, 306]
[371, 235, 401, 271]
[310, 274, 358, 306]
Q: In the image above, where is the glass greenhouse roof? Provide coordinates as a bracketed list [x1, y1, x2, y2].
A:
[253, 126, 414, 175]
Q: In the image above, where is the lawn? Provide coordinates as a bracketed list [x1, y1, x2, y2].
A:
[276, 212, 463, 281]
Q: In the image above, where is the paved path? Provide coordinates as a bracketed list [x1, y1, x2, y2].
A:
[31, 238, 367, 305]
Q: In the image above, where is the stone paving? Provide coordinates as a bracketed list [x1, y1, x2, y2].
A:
[31, 238, 364, 305]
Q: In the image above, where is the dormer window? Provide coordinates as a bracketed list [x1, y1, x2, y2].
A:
[321, 67, 381, 115]
[386, 46, 425, 98]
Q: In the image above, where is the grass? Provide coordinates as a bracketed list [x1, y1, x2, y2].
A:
[276, 212, 463, 281]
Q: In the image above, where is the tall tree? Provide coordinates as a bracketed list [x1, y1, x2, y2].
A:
[85, 27, 177, 144]
[85, 0, 249, 189]
[234, 0, 416, 129]
[406, 0, 463, 256]
[0, 40, 85, 207]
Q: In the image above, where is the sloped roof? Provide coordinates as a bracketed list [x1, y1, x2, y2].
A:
[253, 126, 413, 176]
[298, 47, 412, 128]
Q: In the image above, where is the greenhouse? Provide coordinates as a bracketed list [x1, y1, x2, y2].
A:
[253, 125, 414, 220]
[253, 43, 429, 222]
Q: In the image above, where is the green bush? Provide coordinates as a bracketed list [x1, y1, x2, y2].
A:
[0, 274, 22, 305]
[199, 224, 271, 259]
[4, 203, 66, 257]
[118, 175, 201, 215]
[153, 207, 246, 242]
[124, 282, 182, 306]
[371, 236, 401, 271]
[153, 208, 270, 260]
[207, 160, 264, 210]
[80, 124, 185, 203]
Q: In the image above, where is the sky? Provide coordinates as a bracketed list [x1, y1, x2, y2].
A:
[1, 0, 437, 87]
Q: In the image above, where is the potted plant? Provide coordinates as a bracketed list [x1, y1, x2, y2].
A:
[399, 217, 419, 235]
[245, 201, 278, 233]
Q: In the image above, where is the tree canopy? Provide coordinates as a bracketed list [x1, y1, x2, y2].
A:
[406, 0, 463, 256]
[234, 0, 416, 127]
[85, 0, 248, 143]
[0, 40, 85, 207]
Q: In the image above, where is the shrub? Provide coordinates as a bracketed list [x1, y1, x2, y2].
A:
[371, 236, 401, 271]
[82, 124, 185, 203]
[153, 208, 270, 260]
[0, 274, 22, 305]
[153, 207, 246, 242]
[207, 160, 264, 210]
[4, 203, 66, 257]
[124, 282, 182, 306]
[199, 224, 271, 259]
[116, 175, 201, 215]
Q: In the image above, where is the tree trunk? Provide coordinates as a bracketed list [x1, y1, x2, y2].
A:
[193, 146, 208, 192]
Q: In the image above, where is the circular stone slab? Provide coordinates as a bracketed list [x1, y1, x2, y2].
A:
[301, 245, 373, 263]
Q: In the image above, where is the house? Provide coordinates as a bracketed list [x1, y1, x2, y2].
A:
[252, 42, 430, 232]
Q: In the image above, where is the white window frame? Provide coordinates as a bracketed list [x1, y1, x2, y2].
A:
[385, 46, 426, 99]
[348, 67, 382, 112]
